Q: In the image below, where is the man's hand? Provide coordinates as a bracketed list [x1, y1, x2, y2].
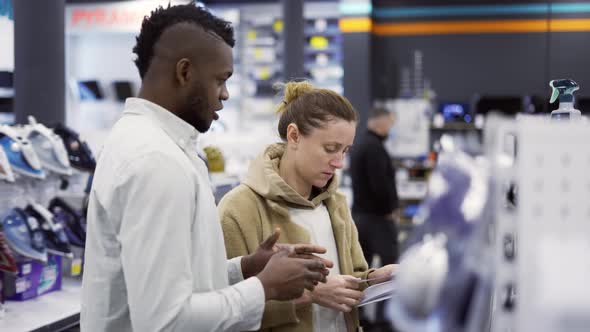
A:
[367, 264, 397, 286]
[257, 250, 329, 301]
[241, 228, 333, 279]
[311, 275, 364, 312]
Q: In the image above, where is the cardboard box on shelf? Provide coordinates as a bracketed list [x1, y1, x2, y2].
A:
[2, 254, 62, 301]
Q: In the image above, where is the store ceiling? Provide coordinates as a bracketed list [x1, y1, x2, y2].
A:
[65, 0, 278, 3]
[66, 0, 132, 3]
[66, 0, 335, 4]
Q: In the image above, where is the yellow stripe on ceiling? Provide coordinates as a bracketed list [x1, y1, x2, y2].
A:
[339, 17, 372, 33]
[372, 19, 548, 35]
[550, 18, 590, 31]
[370, 18, 590, 36]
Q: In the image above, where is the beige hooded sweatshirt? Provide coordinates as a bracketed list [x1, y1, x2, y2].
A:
[219, 143, 372, 332]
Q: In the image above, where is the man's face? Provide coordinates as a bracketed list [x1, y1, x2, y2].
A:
[373, 112, 395, 136]
[177, 40, 233, 133]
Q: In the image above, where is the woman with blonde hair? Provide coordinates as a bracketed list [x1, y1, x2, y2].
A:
[219, 81, 395, 332]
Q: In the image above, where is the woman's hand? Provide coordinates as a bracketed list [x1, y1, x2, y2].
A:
[367, 264, 397, 286]
[310, 275, 364, 312]
[292, 289, 313, 309]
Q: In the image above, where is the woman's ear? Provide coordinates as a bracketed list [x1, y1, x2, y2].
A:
[286, 123, 300, 147]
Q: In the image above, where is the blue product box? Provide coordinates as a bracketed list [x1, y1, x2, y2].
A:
[4, 255, 62, 301]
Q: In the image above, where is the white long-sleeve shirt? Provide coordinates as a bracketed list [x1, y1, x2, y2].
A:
[81, 98, 265, 332]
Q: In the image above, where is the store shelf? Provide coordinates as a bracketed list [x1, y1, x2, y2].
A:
[1, 278, 82, 332]
[304, 27, 341, 36]
[308, 77, 343, 84]
[243, 61, 281, 67]
[304, 62, 342, 70]
[303, 14, 343, 97]
[393, 159, 435, 170]
[430, 123, 481, 131]
[0, 113, 14, 125]
[0, 87, 14, 98]
[304, 46, 340, 54]
[243, 40, 276, 47]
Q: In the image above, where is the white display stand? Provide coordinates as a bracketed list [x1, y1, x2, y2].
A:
[488, 115, 590, 332]
[0, 278, 82, 332]
[383, 98, 431, 158]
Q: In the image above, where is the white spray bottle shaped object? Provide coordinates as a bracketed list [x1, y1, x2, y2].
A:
[550, 79, 581, 120]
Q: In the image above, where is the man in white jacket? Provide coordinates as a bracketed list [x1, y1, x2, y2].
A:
[81, 3, 331, 331]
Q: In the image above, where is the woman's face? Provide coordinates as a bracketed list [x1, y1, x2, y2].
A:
[291, 118, 356, 190]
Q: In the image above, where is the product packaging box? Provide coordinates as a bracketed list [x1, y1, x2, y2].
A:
[2, 254, 62, 301]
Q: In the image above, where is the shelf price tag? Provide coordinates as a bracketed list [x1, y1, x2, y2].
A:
[273, 20, 283, 33]
[310, 36, 329, 50]
[71, 258, 82, 276]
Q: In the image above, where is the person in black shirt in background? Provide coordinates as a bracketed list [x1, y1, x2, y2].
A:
[349, 107, 399, 331]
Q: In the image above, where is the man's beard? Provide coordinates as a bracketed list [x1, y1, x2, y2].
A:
[177, 95, 212, 133]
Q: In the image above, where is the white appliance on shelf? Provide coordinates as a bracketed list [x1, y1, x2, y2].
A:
[383, 98, 431, 159]
[487, 114, 590, 332]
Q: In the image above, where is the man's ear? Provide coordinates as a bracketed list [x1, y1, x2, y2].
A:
[286, 123, 300, 147]
[175, 58, 192, 86]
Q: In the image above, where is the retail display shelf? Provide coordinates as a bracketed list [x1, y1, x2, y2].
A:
[304, 46, 340, 54]
[309, 78, 343, 85]
[244, 61, 281, 67]
[243, 40, 277, 47]
[393, 160, 435, 170]
[0, 88, 14, 98]
[1, 278, 82, 332]
[303, 14, 342, 94]
[304, 62, 342, 69]
[304, 28, 341, 36]
[430, 124, 481, 131]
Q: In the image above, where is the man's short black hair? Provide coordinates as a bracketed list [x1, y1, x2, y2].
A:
[369, 107, 391, 119]
[133, 2, 235, 79]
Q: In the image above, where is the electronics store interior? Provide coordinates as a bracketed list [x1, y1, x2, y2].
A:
[0, 0, 589, 331]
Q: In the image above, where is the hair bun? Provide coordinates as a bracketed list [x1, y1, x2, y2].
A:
[283, 81, 314, 103]
[275, 81, 315, 114]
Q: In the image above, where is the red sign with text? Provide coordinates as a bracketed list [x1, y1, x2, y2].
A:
[71, 8, 145, 29]
[66, 1, 190, 33]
